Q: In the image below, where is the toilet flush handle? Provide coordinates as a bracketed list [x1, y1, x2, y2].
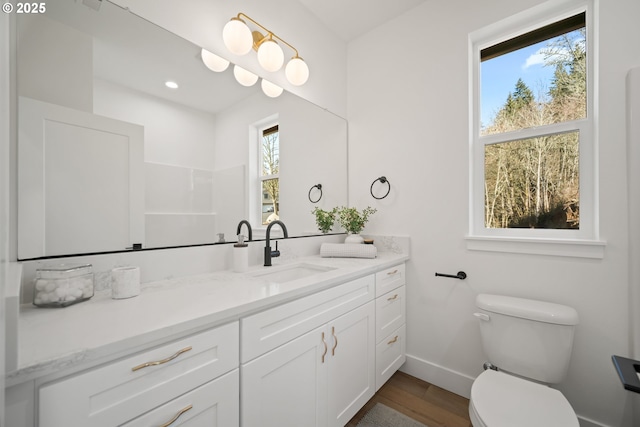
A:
[473, 312, 491, 321]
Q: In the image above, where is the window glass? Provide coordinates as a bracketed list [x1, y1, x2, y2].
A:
[481, 16, 586, 135]
[478, 13, 586, 231]
[261, 125, 279, 225]
[484, 131, 579, 229]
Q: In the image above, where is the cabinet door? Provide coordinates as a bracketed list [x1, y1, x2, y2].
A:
[327, 301, 376, 427]
[241, 274, 374, 363]
[122, 369, 239, 427]
[241, 326, 328, 427]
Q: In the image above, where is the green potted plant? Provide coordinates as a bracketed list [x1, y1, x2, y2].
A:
[337, 206, 377, 243]
[312, 207, 337, 234]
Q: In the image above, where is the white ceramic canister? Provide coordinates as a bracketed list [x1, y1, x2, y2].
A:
[111, 266, 141, 299]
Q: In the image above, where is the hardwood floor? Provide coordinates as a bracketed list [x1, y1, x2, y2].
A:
[346, 371, 472, 427]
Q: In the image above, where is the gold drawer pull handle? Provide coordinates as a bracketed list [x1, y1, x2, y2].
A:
[331, 326, 338, 356]
[387, 269, 399, 276]
[387, 294, 399, 301]
[321, 332, 328, 363]
[132, 346, 192, 372]
[387, 336, 399, 345]
[159, 404, 193, 427]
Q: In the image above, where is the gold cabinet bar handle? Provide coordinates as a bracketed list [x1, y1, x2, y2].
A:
[387, 269, 398, 275]
[387, 336, 399, 345]
[331, 326, 338, 356]
[159, 404, 193, 427]
[131, 346, 192, 372]
[387, 294, 399, 301]
[321, 332, 328, 363]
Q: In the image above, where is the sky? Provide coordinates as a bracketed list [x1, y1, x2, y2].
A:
[480, 39, 556, 128]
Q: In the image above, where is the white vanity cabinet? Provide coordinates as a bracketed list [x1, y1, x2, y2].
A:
[9, 258, 408, 427]
[374, 264, 407, 390]
[38, 321, 239, 427]
[240, 275, 376, 427]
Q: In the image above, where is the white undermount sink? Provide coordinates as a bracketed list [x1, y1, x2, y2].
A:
[251, 263, 336, 283]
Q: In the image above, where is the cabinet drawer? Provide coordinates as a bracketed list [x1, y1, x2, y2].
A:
[122, 369, 239, 426]
[375, 324, 406, 391]
[39, 321, 239, 427]
[241, 274, 374, 363]
[375, 285, 406, 343]
[375, 264, 405, 297]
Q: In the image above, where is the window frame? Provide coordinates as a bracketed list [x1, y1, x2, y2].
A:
[467, 0, 605, 258]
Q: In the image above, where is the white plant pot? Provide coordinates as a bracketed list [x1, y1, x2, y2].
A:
[344, 233, 364, 244]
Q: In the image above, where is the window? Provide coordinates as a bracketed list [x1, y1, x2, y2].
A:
[260, 124, 279, 225]
[468, 1, 604, 257]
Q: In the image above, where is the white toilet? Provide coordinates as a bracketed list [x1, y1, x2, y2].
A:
[469, 294, 580, 427]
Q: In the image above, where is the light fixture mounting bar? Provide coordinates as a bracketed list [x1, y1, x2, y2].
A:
[236, 12, 301, 58]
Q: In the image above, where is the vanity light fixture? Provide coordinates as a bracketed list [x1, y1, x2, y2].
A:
[222, 12, 309, 86]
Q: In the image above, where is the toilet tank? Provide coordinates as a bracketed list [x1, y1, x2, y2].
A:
[475, 294, 579, 384]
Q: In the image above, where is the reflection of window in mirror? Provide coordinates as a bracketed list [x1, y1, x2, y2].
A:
[260, 124, 280, 225]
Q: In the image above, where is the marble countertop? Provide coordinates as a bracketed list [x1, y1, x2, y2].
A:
[9, 252, 408, 386]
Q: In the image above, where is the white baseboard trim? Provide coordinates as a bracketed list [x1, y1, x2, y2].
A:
[400, 353, 474, 399]
[400, 353, 612, 427]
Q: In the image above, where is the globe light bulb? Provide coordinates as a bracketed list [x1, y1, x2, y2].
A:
[222, 18, 252, 56]
[233, 65, 258, 87]
[257, 38, 284, 72]
[201, 48, 229, 72]
[261, 79, 284, 98]
[285, 57, 309, 86]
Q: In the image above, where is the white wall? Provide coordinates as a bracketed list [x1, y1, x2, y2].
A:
[94, 78, 216, 170]
[347, 0, 640, 426]
[17, 14, 93, 112]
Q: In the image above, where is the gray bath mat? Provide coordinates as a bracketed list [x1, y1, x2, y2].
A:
[356, 403, 428, 427]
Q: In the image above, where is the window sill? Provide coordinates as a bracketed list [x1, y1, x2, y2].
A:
[465, 235, 606, 259]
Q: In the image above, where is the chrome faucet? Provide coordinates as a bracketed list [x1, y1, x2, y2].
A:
[236, 219, 253, 241]
[264, 220, 288, 266]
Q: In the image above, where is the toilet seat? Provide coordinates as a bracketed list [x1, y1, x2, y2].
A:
[469, 369, 578, 427]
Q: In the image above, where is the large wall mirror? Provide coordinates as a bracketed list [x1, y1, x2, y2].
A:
[16, 0, 347, 260]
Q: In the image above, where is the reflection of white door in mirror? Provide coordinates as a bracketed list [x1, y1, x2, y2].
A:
[18, 97, 144, 259]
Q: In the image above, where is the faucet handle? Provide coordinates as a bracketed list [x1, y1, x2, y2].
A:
[271, 241, 281, 258]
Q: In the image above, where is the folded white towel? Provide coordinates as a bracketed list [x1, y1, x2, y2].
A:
[320, 243, 377, 259]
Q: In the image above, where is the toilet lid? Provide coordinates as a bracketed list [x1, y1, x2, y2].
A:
[470, 370, 578, 427]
